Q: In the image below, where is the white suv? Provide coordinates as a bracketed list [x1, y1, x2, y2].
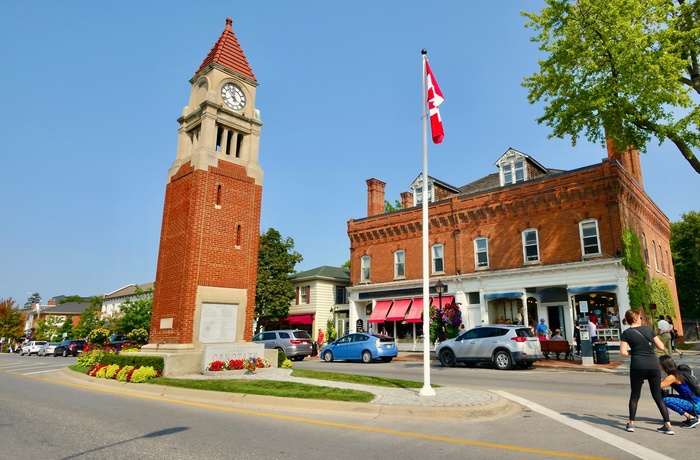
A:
[20, 341, 48, 356]
[436, 325, 543, 370]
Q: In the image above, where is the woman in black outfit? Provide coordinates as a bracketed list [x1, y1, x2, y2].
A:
[619, 309, 674, 434]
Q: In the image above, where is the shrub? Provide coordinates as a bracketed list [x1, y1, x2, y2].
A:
[130, 366, 158, 383]
[128, 328, 149, 345]
[87, 327, 111, 346]
[116, 366, 135, 382]
[281, 359, 293, 369]
[103, 364, 121, 379]
[97, 353, 165, 372]
[277, 348, 287, 365]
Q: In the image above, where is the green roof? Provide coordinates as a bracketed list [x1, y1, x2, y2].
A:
[289, 265, 350, 282]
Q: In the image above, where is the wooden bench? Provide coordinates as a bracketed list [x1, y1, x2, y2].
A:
[539, 340, 573, 360]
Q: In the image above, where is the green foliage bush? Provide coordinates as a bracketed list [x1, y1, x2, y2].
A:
[277, 348, 287, 366]
[130, 366, 158, 383]
[98, 353, 165, 372]
[127, 328, 149, 345]
[87, 327, 111, 346]
[103, 364, 121, 379]
[280, 359, 293, 369]
[116, 365, 135, 382]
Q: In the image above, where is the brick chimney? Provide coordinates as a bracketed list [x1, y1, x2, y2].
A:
[400, 191, 413, 209]
[606, 138, 643, 188]
[366, 178, 386, 217]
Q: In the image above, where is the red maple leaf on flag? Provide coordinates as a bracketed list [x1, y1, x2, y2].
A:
[426, 60, 445, 144]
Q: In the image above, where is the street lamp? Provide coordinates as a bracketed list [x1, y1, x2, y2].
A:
[434, 279, 446, 342]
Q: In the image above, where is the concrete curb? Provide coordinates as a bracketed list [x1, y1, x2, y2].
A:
[59, 367, 513, 420]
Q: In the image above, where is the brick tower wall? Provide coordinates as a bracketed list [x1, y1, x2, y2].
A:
[150, 160, 261, 344]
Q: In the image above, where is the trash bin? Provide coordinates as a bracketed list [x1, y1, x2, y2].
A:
[594, 342, 609, 364]
[312, 342, 318, 357]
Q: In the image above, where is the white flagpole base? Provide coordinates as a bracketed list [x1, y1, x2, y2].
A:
[419, 385, 436, 396]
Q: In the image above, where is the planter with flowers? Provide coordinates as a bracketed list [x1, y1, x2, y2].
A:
[204, 356, 271, 375]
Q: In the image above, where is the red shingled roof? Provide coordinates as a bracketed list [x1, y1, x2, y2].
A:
[196, 17, 256, 81]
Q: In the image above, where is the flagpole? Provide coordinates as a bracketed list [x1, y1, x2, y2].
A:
[419, 49, 435, 397]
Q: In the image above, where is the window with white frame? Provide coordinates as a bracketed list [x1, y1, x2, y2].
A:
[394, 250, 405, 278]
[522, 229, 540, 263]
[413, 178, 433, 205]
[361, 255, 371, 282]
[579, 220, 601, 257]
[474, 237, 489, 268]
[659, 247, 665, 275]
[499, 158, 526, 186]
[642, 233, 649, 266]
[432, 244, 444, 273]
[653, 241, 659, 272]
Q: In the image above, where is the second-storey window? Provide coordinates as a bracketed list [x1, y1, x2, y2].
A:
[361, 255, 371, 282]
[432, 244, 444, 273]
[522, 229, 540, 263]
[335, 286, 348, 304]
[474, 237, 489, 268]
[394, 250, 405, 278]
[580, 220, 601, 257]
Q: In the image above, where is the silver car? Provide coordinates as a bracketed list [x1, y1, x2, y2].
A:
[37, 342, 60, 357]
[20, 340, 48, 356]
[252, 329, 313, 361]
[436, 324, 543, 370]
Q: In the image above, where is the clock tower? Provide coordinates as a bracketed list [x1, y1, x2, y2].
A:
[147, 18, 263, 352]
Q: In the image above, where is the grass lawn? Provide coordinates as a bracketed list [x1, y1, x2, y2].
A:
[69, 365, 436, 402]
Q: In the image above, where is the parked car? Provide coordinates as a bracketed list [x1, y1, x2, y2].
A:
[252, 329, 313, 361]
[54, 339, 87, 357]
[320, 332, 398, 363]
[37, 341, 60, 357]
[20, 341, 48, 356]
[108, 334, 133, 351]
[435, 324, 544, 370]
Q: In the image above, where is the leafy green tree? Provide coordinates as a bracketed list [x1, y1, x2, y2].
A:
[24, 292, 41, 310]
[621, 228, 650, 312]
[58, 317, 74, 340]
[384, 199, 402, 212]
[670, 211, 700, 318]
[115, 287, 153, 334]
[73, 305, 101, 339]
[34, 316, 64, 341]
[523, 0, 700, 174]
[0, 298, 25, 340]
[255, 228, 303, 322]
[59, 295, 89, 304]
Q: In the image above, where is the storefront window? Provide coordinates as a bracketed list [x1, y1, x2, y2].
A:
[573, 292, 620, 341]
[488, 298, 523, 325]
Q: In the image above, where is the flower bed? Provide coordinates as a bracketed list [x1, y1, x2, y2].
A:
[88, 363, 162, 383]
[206, 356, 270, 372]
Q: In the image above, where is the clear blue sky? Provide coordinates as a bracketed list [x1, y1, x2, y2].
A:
[2, 2, 697, 308]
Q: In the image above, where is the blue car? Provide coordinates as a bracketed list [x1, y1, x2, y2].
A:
[320, 333, 398, 363]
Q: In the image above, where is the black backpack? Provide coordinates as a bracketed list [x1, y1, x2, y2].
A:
[677, 364, 700, 398]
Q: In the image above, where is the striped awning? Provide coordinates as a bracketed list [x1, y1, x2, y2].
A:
[385, 299, 412, 321]
[367, 300, 393, 323]
[405, 297, 425, 323]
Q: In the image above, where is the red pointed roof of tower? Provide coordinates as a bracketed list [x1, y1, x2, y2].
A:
[196, 18, 256, 81]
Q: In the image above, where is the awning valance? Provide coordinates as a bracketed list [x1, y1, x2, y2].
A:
[484, 292, 523, 300]
[405, 297, 425, 323]
[567, 285, 617, 294]
[431, 295, 454, 308]
[367, 300, 393, 323]
[385, 299, 412, 321]
[284, 314, 314, 325]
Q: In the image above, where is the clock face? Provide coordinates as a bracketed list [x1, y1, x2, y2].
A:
[221, 83, 246, 110]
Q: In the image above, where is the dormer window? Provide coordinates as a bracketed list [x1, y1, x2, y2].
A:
[411, 176, 433, 205]
[496, 149, 529, 186]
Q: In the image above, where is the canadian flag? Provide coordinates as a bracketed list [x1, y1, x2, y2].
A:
[426, 60, 445, 144]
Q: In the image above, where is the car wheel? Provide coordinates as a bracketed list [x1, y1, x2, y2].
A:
[323, 351, 334, 362]
[439, 349, 457, 367]
[380, 357, 393, 362]
[63, 349, 68, 357]
[494, 351, 513, 370]
[361, 351, 372, 363]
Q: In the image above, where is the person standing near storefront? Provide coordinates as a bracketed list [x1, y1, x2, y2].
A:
[588, 319, 598, 344]
[657, 315, 672, 356]
[620, 309, 674, 434]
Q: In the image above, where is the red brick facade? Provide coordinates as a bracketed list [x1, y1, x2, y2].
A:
[149, 161, 261, 344]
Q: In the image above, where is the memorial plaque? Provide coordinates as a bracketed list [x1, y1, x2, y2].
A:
[199, 303, 237, 343]
[202, 343, 264, 372]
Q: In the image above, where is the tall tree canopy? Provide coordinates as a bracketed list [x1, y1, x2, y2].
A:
[0, 298, 26, 340]
[670, 210, 700, 318]
[255, 228, 303, 323]
[523, 0, 700, 174]
[115, 286, 153, 333]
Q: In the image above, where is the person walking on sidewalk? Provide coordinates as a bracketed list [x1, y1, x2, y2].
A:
[620, 309, 674, 435]
[657, 315, 672, 356]
[659, 355, 700, 428]
[666, 315, 683, 359]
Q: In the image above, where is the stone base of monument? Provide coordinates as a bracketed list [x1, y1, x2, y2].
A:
[139, 343, 278, 377]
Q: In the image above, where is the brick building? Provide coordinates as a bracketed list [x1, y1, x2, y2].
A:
[346, 145, 681, 347]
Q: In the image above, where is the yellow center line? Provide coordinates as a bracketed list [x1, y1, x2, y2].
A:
[6, 370, 613, 460]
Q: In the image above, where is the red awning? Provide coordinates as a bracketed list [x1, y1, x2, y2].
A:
[367, 300, 392, 323]
[385, 299, 412, 321]
[431, 295, 454, 308]
[284, 314, 314, 325]
[405, 297, 425, 323]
